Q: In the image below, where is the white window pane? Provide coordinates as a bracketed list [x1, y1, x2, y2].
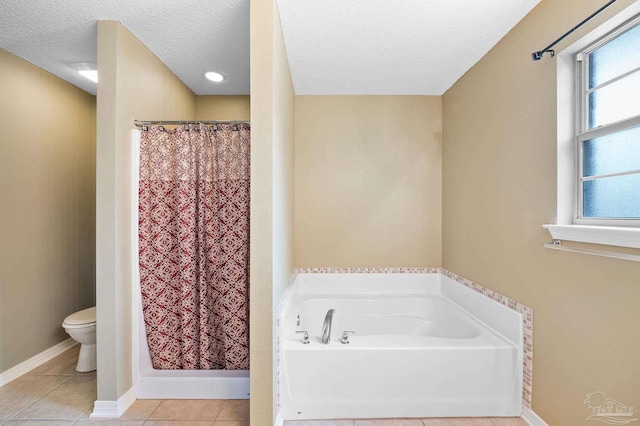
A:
[583, 173, 640, 218]
[583, 126, 640, 177]
[589, 22, 640, 88]
[588, 70, 640, 128]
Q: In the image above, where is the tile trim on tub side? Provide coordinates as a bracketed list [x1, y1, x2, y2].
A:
[285, 267, 533, 412]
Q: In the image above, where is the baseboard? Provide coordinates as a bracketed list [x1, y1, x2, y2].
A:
[274, 410, 284, 426]
[90, 387, 136, 418]
[522, 406, 548, 426]
[0, 338, 77, 387]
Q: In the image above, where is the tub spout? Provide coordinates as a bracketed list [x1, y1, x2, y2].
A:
[320, 309, 335, 344]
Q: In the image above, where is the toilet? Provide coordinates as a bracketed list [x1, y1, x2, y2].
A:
[62, 306, 96, 372]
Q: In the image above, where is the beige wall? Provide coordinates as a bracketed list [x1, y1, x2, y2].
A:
[250, 0, 295, 423]
[196, 95, 250, 120]
[295, 96, 442, 268]
[442, 1, 640, 424]
[96, 21, 196, 400]
[0, 48, 96, 371]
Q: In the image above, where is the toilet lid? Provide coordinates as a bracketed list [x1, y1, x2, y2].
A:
[63, 306, 96, 326]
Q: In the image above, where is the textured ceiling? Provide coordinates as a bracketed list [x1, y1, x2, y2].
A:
[0, 0, 249, 96]
[277, 0, 541, 95]
[0, 1, 540, 97]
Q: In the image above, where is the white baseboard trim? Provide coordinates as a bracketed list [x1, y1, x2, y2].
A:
[0, 338, 77, 387]
[522, 406, 548, 426]
[274, 411, 284, 426]
[90, 387, 136, 418]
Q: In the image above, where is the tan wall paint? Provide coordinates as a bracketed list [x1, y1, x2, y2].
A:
[442, 1, 640, 424]
[196, 95, 250, 120]
[250, 0, 295, 423]
[295, 96, 442, 268]
[96, 21, 196, 400]
[0, 48, 96, 371]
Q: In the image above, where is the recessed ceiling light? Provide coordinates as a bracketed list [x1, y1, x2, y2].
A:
[71, 63, 98, 83]
[78, 70, 98, 83]
[205, 71, 226, 82]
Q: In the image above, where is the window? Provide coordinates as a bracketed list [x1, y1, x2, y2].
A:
[576, 17, 640, 223]
[546, 3, 640, 249]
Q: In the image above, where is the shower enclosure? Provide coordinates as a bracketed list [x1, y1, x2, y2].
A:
[131, 124, 250, 398]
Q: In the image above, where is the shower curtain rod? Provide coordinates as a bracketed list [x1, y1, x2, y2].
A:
[134, 120, 250, 126]
[531, 0, 618, 61]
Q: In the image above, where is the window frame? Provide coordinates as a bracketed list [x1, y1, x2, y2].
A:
[574, 14, 640, 226]
[546, 2, 640, 249]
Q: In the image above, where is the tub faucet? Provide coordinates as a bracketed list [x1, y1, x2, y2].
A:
[320, 309, 335, 344]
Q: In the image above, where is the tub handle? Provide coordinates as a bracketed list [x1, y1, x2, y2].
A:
[295, 330, 310, 344]
[340, 330, 356, 344]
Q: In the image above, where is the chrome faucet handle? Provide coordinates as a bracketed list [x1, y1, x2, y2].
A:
[295, 330, 310, 344]
[340, 330, 356, 344]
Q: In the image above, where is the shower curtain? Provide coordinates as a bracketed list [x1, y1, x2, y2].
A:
[138, 123, 250, 370]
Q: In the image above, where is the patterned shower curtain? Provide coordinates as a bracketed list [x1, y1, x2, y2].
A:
[138, 123, 250, 370]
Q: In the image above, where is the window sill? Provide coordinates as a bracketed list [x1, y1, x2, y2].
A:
[543, 224, 640, 249]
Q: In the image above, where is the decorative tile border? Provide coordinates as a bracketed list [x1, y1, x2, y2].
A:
[278, 267, 533, 412]
[296, 267, 440, 274]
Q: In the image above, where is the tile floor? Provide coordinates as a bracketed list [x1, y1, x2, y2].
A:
[0, 346, 526, 426]
[0, 346, 249, 425]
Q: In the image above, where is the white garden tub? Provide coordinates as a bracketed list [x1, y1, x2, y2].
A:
[280, 272, 523, 419]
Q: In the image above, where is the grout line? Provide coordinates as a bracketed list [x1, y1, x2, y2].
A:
[145, 399, 163, 421]
[8, 413, 87, 421]
[214, 399, 226, 421]
[6, 374, 75, 421]
[146, 399, 162, 421]
[30, 373, 76, 377]
[7, 416, 83, 423]
[69, 409, 92, 426]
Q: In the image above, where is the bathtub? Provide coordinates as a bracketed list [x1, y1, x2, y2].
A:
[280, 272, 523, 419]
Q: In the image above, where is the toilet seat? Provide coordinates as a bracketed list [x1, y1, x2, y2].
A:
[63, 306, 96, 328]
